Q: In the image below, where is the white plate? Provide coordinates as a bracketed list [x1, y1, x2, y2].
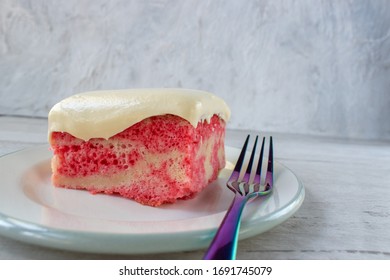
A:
[0, 145, 304, 254]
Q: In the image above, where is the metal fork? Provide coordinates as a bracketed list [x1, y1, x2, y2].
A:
[203, 135, 273, 260]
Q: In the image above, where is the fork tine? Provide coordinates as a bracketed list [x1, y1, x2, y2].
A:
[228, 135, 250, 182]
[242, 135, 258, 183]
[264, 136, 273, 191]
[253, 137, 265, 185]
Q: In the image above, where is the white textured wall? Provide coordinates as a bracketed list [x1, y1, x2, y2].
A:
[1, 0, 390, 140]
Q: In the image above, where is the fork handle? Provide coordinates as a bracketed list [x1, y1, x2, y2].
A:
[203, 194, 248, 260]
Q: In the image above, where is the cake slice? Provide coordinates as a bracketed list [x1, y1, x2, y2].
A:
[48, 88, 230, 206]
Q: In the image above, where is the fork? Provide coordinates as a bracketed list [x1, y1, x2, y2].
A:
[203, 135, 273, 260]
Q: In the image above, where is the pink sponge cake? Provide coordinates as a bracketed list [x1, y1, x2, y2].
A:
[48, 88, 230, 206]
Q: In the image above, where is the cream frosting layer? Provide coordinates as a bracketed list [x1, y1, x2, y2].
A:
[48, 88, 231, 141]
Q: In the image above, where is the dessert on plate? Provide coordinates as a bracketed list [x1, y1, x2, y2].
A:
[48, 88, 230, 206]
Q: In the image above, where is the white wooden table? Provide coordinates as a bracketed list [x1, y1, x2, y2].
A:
[1, 116, 389, 259]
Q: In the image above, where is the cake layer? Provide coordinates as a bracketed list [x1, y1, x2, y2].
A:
[48, 88, 231, 141]
[50, 114, 226, 206]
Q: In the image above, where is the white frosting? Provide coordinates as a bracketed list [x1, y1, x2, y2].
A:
[48, 88, 231, 141]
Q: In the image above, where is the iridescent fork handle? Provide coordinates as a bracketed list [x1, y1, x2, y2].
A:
[203, 193, 248, 260]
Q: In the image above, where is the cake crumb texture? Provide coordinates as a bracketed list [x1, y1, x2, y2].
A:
[50, 114, 226, 206]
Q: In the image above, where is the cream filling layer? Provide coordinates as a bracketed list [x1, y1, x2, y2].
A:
[48, 88, 231, 141]
[52, 148, 189, 188]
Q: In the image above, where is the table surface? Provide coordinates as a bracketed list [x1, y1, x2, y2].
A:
[1, 116, 390, 260]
